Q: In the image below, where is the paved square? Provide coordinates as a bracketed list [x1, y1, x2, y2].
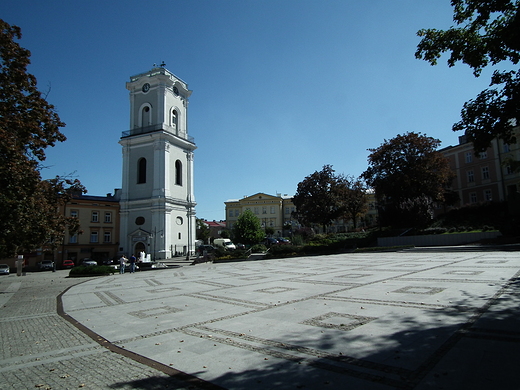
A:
[63, 250, 520, 389]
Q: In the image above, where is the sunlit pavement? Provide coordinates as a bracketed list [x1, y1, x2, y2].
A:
[59, 247, 520, 389]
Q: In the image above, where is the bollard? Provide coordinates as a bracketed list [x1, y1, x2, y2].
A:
[16, 255, 23, 276]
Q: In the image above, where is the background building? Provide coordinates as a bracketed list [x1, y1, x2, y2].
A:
[60, 192, 121, 265]
[225, 193, 296, 236]
[440, 128, 520, 209]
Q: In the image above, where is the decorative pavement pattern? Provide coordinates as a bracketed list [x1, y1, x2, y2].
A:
[1, 249, 518, 389]
[55, 249, 520, 389]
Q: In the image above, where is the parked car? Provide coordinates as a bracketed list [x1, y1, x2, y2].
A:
[81, 259, 97, 266]
[198, 245, 215, 255]
[264, 237, 279, 246]
[62, 260, 75, 269]
[37, 260, 55, 271]
[277, 237, 291, 244]
[0, 264, 9, 275]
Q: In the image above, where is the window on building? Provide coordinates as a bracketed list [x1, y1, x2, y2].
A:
[270, 206, 275, 214]
[141, 105, 151, 126]
[171, 109, 178, 129]
[138, 158, 147, 184]
[479, 151, 487, 159]
[504, 143, 510, 153]
[465, 152, 473, 163]
[90, 231, 99, 243]
[470, 192, 478, 203]
[104, 231, 111, 243]
[104, 212, 112, 223]
[70, 210, 78, 218]
[92, 211, 99, 222]
[467, 170, 475, 183]
[229, 209, 233, 217]
[254, 207, 259, 214]
[69, 234, 77, 244]
[175, 160, 182, 186]
[481, 167, 489, 180]
[484, 189, 492, 201]
[262, 207, 267, 214]
[506, 165, 513, 175]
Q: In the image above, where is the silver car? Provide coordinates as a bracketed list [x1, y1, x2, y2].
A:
[0, 264, 9, 275]
[37, 260, 54, 271]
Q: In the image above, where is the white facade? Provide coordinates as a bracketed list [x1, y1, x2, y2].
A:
[119, 67, 196, 259]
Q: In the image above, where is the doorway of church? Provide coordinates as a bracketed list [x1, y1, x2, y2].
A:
[134, 242, 146, 258]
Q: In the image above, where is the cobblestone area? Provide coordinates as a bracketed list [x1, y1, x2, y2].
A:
[0, 270, 211, 390]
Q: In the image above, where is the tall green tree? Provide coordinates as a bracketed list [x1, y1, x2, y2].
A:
[362, 132, 454, 227]
[232, 209, 264, 246]
[196, 219, 210, 243]
[336, 175, 369, 230]
[0, 19, 84, 258]
[416, 0, 520, 154]
[292, 165, 342, 231]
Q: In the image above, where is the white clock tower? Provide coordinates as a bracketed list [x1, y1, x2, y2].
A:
[119, 65, 196, 260]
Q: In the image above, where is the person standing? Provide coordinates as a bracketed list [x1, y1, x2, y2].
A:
[119, 255, 127, 274]
[129, 254, 136, 273]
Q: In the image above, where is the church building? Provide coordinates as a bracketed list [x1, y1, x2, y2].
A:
[119, 66, 197, 260]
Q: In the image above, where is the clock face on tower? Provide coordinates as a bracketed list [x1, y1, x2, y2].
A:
[142, 83, 150, 93]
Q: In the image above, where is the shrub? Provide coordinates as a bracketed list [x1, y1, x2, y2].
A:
[251, 244, 267, 253]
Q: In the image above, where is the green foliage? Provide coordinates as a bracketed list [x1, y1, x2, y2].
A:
[416, 0, 520, 154]
[434, 201, 508, 230]
[196, 219, 210, 242]
[69, 266, 115, 276]
[293, 165, 342, 229]
[0, 20, 85, 258]
[335, 175, 369, 230]
[251, 244, 267, 253]
[362, 132, 454, 228]
[220, 229, 230, 239]
[232, 209, 264, 246]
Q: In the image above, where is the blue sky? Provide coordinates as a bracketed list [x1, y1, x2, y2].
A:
[2, 0, 496, 221]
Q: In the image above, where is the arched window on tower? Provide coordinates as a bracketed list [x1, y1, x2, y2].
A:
[171, 109, 178, 131]
[138, 158, 147, 184]
[141, 105, 151, 127]
[175, 160, 182, 186]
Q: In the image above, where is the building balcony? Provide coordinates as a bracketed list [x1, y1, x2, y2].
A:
[121, 124, 195, 143]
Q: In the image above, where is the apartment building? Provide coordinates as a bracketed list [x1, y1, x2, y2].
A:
[225, 191, 378, 235]
[440, 129, 520, 208]
[225, 193, 297, 235]
[60, 191, 121, 264]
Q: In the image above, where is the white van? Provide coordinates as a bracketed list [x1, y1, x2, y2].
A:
[213, 238, 236, 250]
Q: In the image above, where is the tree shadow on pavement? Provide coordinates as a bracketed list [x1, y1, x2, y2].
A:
[108, 273, 520, 390]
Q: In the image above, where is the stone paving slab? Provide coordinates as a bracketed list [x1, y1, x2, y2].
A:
[61, 250, 520, 389]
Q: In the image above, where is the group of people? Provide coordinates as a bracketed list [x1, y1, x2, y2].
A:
[119, 254, 137, 274]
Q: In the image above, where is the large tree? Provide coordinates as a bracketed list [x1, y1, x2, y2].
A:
[416, 0, 520, 154]
[362, 132, 454, 227]
[0, 19, 84, 258]
[292, 165, 342, 231]
[336, 175, 369, 230]
[232, 209, 264, 246]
